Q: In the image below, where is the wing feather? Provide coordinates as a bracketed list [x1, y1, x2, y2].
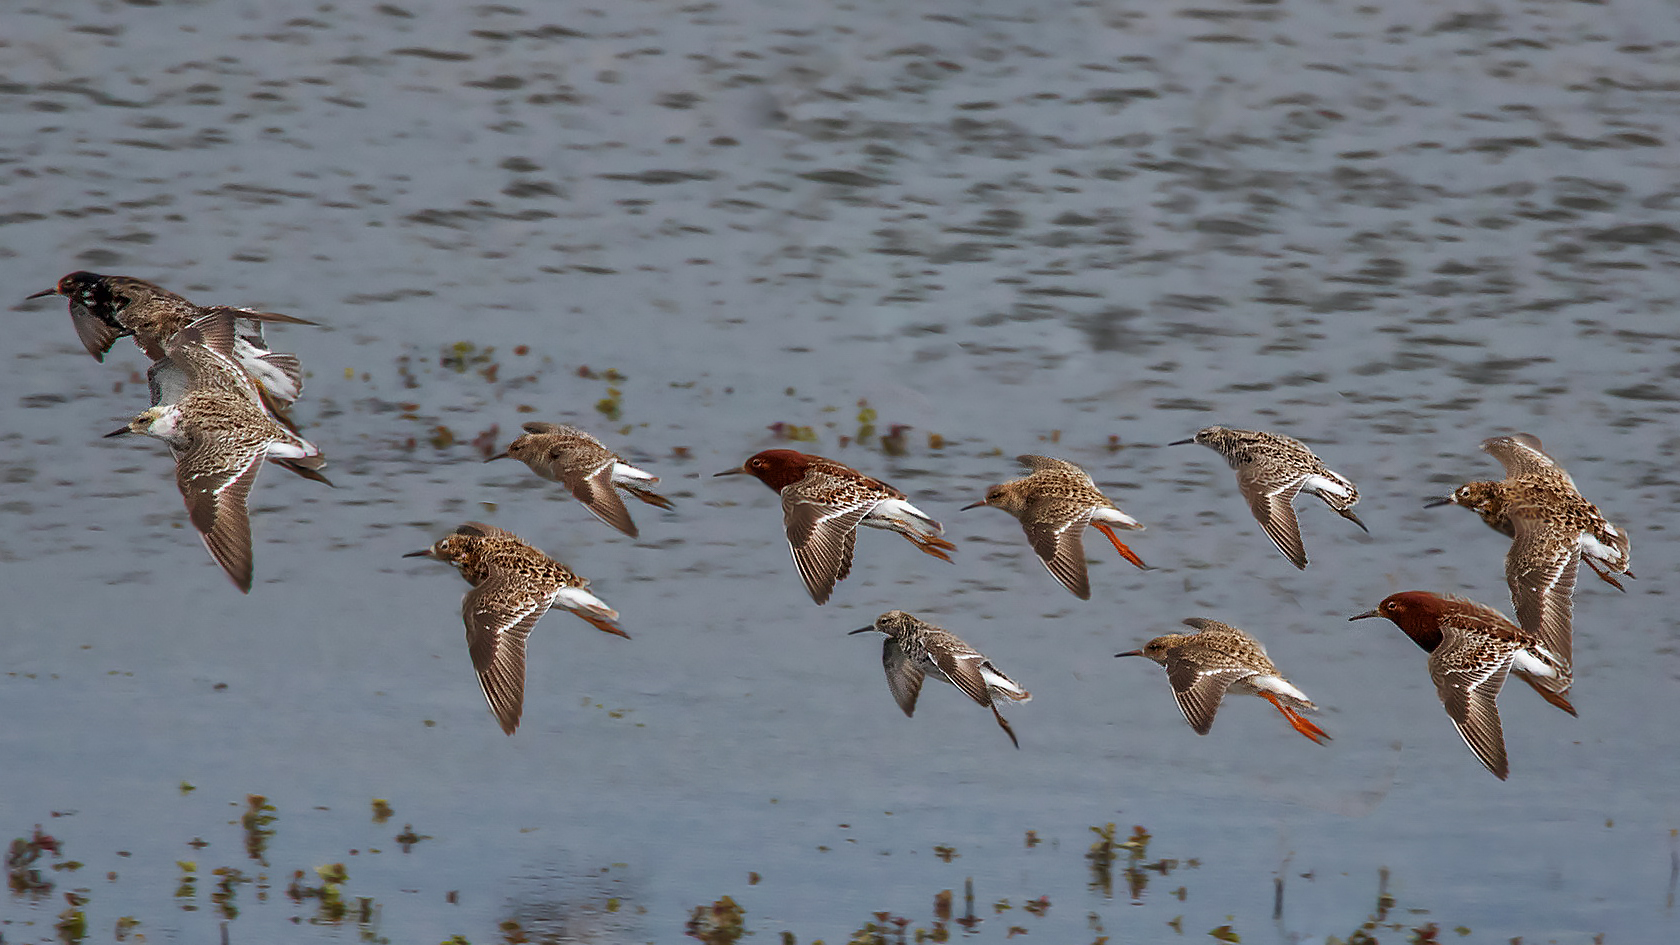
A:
[176, 437, 265, 593]
[1020, 498, 1095, 599]
[881, 636, 925, 717]
[1165, 661, 1246, 735]
[1430, 626, 1518, 780]
[1481, 433, 1557, 478]
[1238, 467, 1308, 569]
[462, 576, 551, 735]
[1507, 516, 1577, 671]
[782, 494, 872, 604]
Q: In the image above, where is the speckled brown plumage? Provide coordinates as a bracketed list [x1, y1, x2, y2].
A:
[405, 522, 627, 735]
[963, 454, 1149, 599]
[487, 422, 672, 538]
[1174, 426, 1365, 569]
[716, 449, 955, 605]
[105, 311, 329, 593]
[1351, 591, 1575, 781]
[27, 270, 317, 415]
[850, 610, 1030, 749]
[1117, 618, 1328, 744]
[1430, 433, 1631, 671]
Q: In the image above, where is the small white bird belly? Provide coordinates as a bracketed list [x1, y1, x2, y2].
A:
[863, 498, 940, 534]
[1091, 506, 1144, 530]
[1301, 474, 1353, 499]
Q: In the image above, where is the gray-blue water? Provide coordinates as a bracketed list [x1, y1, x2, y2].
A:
[3, 0, 1679, 941]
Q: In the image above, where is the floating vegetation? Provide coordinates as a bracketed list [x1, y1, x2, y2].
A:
[879, 424, 910, 456]
[440, 341, 499, 383]
[1086, 823, 1174, 902]
[470, 423, 502, 459]
[394, 824, 430, 853]
[1322, 868, 1454, 945]
[287, 862, 351, 923]
[56, 890, 89, 943]
[766, 421, 818, 442]
[580, 365, 628, 421]
[7, 825, 61, 896]
[856, 401, 878, 443]
[210, 866, 252, 919]
[242, 794, 277, 865]
[176, 860, 198, 909]
[0, 808, 1491, 943]
[685, 894, 746, 944]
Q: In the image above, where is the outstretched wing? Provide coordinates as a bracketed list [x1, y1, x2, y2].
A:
[461, 573, 552, 735]
[782, 488, 872, 604]
[1481, 434, 1557, 479]
[1020, 497, 1097, 599]
[1429, 626, 1519, 780]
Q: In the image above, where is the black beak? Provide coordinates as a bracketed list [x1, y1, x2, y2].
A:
[1422, 497, 1452, 508]
[848, 626, 876, 635]
[25, 287, 58, 300]
[1114, 649, 1144, 658]
[401, 550, 432, 559]
[713, 467, 749, 477]
[959, 500, 987, 511]
[483, 452, 510, 463]
[1167, 437, 1196, 446]
[103, 426, 131, 438]
[1347, 609, 1381, 622]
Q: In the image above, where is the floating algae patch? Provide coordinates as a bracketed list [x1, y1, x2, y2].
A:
[241, 794, 277, 865]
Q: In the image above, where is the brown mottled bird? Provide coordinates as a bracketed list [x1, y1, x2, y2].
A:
[1428, 433, 1631, 673]
[850, 610, 1030, 749]
[1351, 591, 1574, 781]
[715, 449, 955, 604]
[963, 454, 1149, 599]
[27, 270, 317, 415]
[487, 422, 672, 538]
[104, 310, 330, 593]
[1173, 426, 1364, 569]
[1117, 618, 1329, 744]
[405, 522, 627, 735]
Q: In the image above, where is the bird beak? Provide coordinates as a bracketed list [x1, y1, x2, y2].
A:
[713, 466, 749, 477]
[26, 287, 59, 300]
[959, 500, 987, 511]
[1167, 437, 1196, 446]
[1422, 496, 1452, 508]
[483, 451, 510, 463]
[401, 549, 433, 559]
[103, 425, 132, 438]
[1114, 649, 1144, 658]
[848, 626, 876, 635]
[1347, 609, 1381, 622]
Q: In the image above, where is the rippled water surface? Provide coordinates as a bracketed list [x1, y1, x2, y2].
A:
[4, 0, 1680, 941]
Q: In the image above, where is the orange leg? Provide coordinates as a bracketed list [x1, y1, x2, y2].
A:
[1583, 556, 1628, 592]
[903, 532, 957, 563]
[1092, 521, 1151, 571]
[990, 706, 1021, 750]
[578, 613, 632, 639]
[1260, 691, 1330, 744]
